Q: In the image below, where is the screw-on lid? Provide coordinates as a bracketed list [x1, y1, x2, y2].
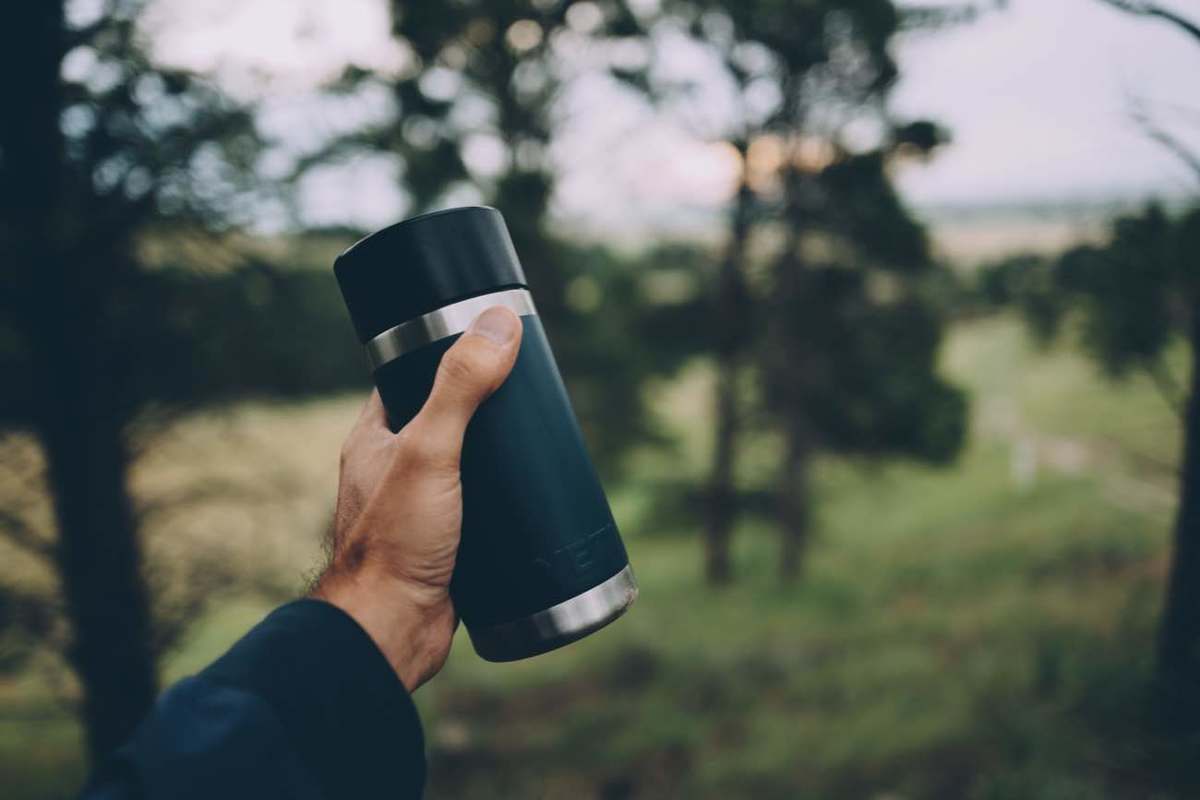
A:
[334, 206, 528, 343]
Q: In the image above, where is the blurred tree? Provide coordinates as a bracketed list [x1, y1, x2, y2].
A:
[613, 2, 765, 585]
[0, 0, 264, 762]
[1008, 204, 1200, 712]
[1090, 0, 1200, 723]
[736, 3, 969, 581]
[704, 148, 755, 585]
[765, 131, 967, 581]
[628, 1, 967, 582]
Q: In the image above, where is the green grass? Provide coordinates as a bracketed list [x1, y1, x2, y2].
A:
[1, 315, 1192, 798]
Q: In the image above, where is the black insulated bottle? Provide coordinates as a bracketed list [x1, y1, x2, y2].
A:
[333, 206, 637, 662]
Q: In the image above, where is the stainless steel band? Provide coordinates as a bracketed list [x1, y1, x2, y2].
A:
[364, 288, 537, 371]
[468, 564, 639, 662]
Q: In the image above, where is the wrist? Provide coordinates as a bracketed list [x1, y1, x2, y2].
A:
[313, 569, 454, 692]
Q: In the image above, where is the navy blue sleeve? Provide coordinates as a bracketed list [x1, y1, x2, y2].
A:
[81, 599, 427, 800]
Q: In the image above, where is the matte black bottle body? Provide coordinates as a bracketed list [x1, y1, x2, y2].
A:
[335, 207, 636, 661]
[375, 313, 628, 629]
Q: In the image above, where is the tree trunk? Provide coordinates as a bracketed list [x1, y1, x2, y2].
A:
[2, 1, 158, 765]
[774, 148, 814, 585]
[1156, 317, 1200, 703]
[704, 143, 753, 586]
[36, 355, 158, 762]
[705, 360, 738, 585]
[779, 427, 811, 583]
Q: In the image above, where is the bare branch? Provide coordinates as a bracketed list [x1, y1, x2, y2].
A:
[1131, 105, 1200, 186]
[1099, 0, 1200, 46]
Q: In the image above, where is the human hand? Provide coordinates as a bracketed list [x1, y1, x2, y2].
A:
[313, 306, 523, 691]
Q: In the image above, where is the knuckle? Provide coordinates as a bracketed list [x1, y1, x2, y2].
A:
[437, 346, 481, 386]
[396, 429, 457, 472]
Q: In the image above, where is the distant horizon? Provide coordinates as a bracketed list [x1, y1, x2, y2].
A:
[284, 189, 1188, 266]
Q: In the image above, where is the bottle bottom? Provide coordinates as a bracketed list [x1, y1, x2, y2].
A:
[467, 564, 638, 662]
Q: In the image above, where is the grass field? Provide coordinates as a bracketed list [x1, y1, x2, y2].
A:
[1, 314, 1193, 799]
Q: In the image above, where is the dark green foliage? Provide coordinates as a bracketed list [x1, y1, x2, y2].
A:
[0, 243, 691, 473]
[108, 265, 366, 407]
[973, 254, 1059, 339]
[994, 204, 1197, 378]
[618, 0, 968, 578]
[1055, 205, 1185, 377]
[990, 201, 1200, 694]
[746, 4, 967, 525]
[0, 263, 365, 424]
[892, 119, 948, 152]
[765, 266, 966, 463]
[529, 241, 697, 469]
[818, 152, 933, 271]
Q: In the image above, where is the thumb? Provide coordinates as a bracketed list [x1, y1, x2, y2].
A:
[402, 305, 523, 465]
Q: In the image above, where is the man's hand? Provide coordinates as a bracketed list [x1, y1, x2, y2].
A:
[313, 306, 523, 691]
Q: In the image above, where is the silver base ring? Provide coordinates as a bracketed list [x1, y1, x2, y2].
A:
[468, 565, 638, 662]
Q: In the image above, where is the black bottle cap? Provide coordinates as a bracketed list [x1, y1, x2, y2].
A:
[334, 206, 528, 343]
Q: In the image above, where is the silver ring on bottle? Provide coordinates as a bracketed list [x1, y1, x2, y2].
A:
[364, 288, 537, 371]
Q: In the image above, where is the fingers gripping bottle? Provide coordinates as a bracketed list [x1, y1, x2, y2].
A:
[333, 206, 637, 661]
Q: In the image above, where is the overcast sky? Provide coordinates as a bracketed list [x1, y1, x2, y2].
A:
[141, 0, 1200, 233]
[890, 0, 1200, 208]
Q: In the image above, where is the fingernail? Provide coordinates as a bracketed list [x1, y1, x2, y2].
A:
[468, 306, 519, 345]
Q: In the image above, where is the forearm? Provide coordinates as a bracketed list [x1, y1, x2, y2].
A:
[81, 600, 426, 800]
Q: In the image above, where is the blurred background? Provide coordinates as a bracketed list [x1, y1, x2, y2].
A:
[2, 0, 1200, 797]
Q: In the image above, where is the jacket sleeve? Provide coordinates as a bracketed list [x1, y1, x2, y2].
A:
[80, 599, 427, 800]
